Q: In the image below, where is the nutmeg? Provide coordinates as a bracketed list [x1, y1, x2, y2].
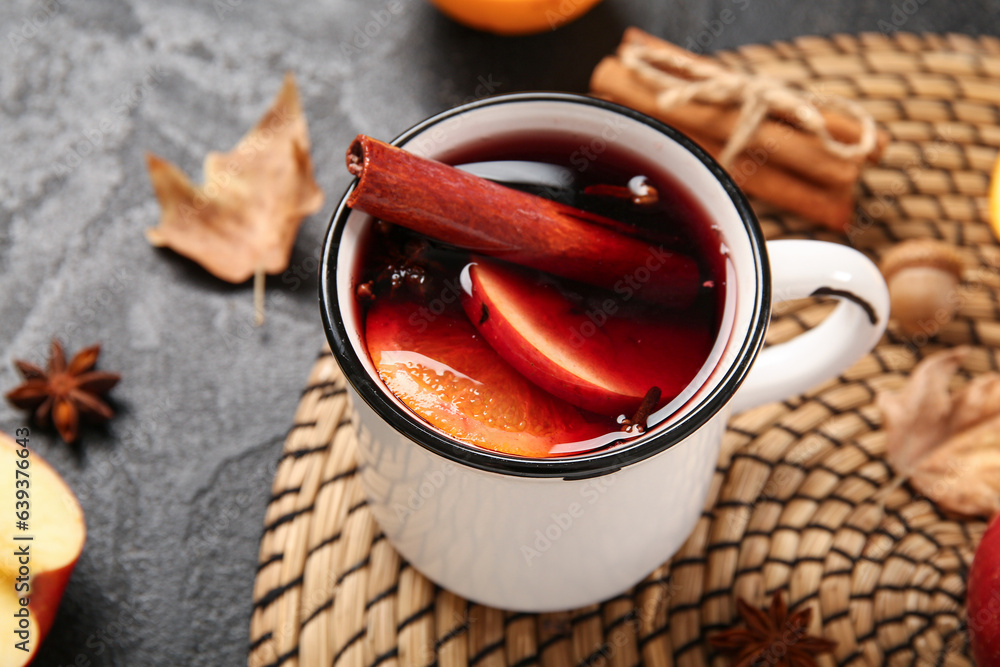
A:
[880, 239, 965, 336]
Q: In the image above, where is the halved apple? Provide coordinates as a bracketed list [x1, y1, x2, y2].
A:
[365, 298, 609, 457]
[0, 432, 85, 666]
[461, 258, 713, 417]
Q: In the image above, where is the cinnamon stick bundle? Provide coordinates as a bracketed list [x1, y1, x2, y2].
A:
[346, 135, 702, 308]
[620, 28, 886, 151]
[590, 28, 888, 232]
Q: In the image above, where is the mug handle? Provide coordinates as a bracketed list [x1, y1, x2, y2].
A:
[728, 240, 890, 413]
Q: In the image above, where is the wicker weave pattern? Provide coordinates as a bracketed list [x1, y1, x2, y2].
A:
[250, 33, 1000, 667]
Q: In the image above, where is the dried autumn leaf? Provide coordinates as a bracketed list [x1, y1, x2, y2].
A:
[145, 72, 324, 320]
[878, 346, 1000, 517]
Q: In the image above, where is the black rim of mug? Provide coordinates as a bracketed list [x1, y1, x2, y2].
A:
[319, 92, 770, 480]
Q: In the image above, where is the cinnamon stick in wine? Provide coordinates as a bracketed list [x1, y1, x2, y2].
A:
[346, 135, 701, 308]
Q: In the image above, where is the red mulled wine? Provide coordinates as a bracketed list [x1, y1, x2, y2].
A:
[353, 133, 728, 458]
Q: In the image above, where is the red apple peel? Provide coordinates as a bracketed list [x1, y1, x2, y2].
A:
[461, 258, 712, 417]
[969, 515, 1000, 665]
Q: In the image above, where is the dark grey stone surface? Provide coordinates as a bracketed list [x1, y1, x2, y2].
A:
[0, 0, 997, 665]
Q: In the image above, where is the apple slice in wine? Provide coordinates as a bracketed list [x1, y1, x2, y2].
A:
[461, 258, 714, 418]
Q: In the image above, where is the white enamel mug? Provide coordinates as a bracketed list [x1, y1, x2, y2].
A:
[320, 93, 889, 612]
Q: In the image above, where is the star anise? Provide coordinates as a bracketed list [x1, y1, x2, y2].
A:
[5, 339, 121, 443]
[709, 590, 837, 667]
[356, 225, 443, 304]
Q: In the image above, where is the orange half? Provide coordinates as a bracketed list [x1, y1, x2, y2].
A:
[427, 0, 603, 35]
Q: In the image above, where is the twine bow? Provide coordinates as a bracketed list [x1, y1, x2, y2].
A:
[619, 43, 878, 168]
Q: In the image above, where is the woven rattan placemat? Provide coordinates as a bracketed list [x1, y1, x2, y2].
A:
[249, 32, 1000, 667]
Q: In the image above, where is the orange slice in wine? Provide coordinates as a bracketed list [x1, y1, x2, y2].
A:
[365, 298, 608, 457]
